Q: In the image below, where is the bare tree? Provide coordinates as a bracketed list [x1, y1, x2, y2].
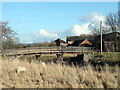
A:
[0, 22, 19, 49]
[118, 11, 120, 27]
[106, 12, 120, 51]
[91, 12, 120, 52]
[92, 12, 120, 35]
[106, 12, 120, 33]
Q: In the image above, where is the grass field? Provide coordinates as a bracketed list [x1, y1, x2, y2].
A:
[89, 52, 120, 67]
[2, 55, 120, 88]
[93, 52, 120, 61]
[15, 54, 77, 62]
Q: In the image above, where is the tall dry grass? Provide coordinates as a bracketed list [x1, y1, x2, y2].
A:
[2, 57, 120, 88]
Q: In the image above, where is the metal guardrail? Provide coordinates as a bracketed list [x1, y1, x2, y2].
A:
[2, 46, 98, 55]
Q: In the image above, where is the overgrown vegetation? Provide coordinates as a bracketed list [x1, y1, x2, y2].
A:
[2, 56, 120, 88]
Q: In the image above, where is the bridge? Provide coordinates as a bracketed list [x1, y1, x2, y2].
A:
[2, 46, 98, 62]
[2, 46, 97, 55]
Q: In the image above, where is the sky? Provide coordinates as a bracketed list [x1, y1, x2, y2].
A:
[2, 2, 119, 43]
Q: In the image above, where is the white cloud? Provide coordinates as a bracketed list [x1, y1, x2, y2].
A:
[58, 23, 91, 40]
[71, 23, 91, 35]
[80, 12, 106, 27]
[32, 12, 106, 42]
[33, 29, 59, 42]
[25, 42, 33, 43]
[58, 12, 106, 41]
[90, 12, 106, 26]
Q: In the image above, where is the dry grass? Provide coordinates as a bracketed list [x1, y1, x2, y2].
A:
[2, 57, 120, 88]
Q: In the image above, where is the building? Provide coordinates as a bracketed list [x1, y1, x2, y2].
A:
[67, 35, 94, 47]
[68, 39, 93, 47]
[95, 32, 120, 52]
[55, 38, 68, 47]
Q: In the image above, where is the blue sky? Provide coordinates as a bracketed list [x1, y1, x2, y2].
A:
[2, 2, 118, 43]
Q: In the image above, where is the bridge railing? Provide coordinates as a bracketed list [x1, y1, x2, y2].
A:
[2, 46, 98, 55]
[61, 47, 97, 52]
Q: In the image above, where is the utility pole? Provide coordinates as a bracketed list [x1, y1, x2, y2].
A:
[100, 21, 102, 54]
[118, 1, 120, 26]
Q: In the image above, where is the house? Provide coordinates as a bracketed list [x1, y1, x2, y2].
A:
[68, 39, 93, 47]
[66, 35, 93, 45]
[67, 35, 94, 47]
[55, 38, 68, 47]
